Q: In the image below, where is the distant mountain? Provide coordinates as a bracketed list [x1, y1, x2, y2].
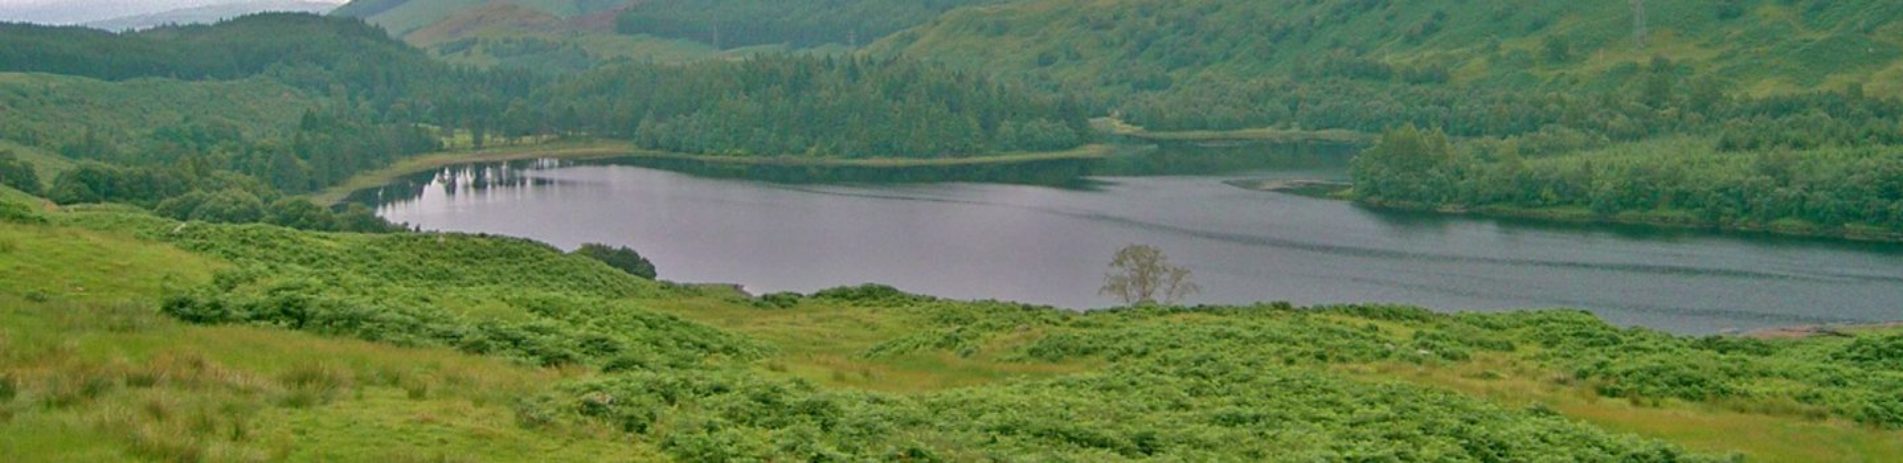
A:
[0, 0, 343, 25]
[83, 1, 341, 31]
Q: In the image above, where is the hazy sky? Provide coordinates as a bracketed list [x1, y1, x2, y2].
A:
[0, 0, 345, 24]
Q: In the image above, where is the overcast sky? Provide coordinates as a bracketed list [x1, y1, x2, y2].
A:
[0, 0, 346, 24]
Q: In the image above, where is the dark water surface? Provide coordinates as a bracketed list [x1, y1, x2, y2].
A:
[370, 153, 1903, 334]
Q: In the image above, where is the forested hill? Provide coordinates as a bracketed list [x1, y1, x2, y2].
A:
[333, 0, 628, 37]
[872, 0, 1903, 122]
[548, 56, 1092, 158]
[0, 13, 431, 84]
[330, 0, 1014, 74]
[612, 0, 1006, 50]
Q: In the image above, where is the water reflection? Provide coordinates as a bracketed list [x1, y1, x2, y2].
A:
[348, 159, 569, 206]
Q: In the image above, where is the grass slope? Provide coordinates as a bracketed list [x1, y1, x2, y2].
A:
[0, 217, 649, 461]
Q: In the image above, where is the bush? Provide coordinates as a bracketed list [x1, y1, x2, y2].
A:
[1832, 334, 1903, 369]
[265, 198, 336, 231]
[0, 201, 43, 224]
[811, 284, 928, 305]
[155, 189, 266, 224]
[756, 292, 803, 309]
[0, 151, 39, 194]
[572, 243, 657, 280]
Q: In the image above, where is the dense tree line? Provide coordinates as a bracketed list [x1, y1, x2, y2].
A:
[616, 0, 1001, 49]
[546, 55, 1093, 158]
[1121, 56, 1753, 139]
[1351, 127, 1903, 233]
[44, 161, 395, 232]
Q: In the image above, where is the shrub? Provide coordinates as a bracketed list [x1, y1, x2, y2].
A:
[811, 284, 928, 305]
[0, 150, 38, 194]
[573, 243, 657, 280]
[1832, 334, 1903, 369]
[756, 292, 803, 309]
[0, 201, 42, 224]
[265, 198, 336, 231]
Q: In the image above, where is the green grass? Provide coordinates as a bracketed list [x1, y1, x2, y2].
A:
[0, 185, 48, 211]
[0, 294, 648, 462]
[642, 294, 1098, 393]
[0, 217, 650, 461]
[0, 221, 221, 302]
[639, 296, 1903, 462]
[1341, 356, 1903, 462]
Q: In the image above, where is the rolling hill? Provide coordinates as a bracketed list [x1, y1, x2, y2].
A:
[872, 0, 1903, 102]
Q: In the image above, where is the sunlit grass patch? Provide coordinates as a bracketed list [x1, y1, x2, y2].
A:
[0, 222, 224, 303]
[0, 290, 641, 461]
[644, 294, 1095, 393]
[1339, 355, 1903, 463]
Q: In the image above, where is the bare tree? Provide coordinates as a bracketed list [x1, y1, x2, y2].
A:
[1100, 244, 1201, 305]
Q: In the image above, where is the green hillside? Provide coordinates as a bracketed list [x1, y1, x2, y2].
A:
[875, 0, 1903, 100]
[0, 73, 317, 162]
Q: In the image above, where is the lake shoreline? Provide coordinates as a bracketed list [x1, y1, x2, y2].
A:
[313, 140, 1114, 205]
[1355, 198, 1903, 244]
[1225, 178, 1903, 244]
[1743, 322, 1903, 339]
[1096, 118, 1373, 146]
[1222, 179, 1352, 198]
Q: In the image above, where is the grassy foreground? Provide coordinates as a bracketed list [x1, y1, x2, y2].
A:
[4, 188, 1901, 461]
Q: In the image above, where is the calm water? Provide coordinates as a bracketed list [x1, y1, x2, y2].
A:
[370, 155, 1903, 334]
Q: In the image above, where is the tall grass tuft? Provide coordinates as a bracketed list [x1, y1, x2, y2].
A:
[54, 302, 160, 333]
[277, 362, 354, 408]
